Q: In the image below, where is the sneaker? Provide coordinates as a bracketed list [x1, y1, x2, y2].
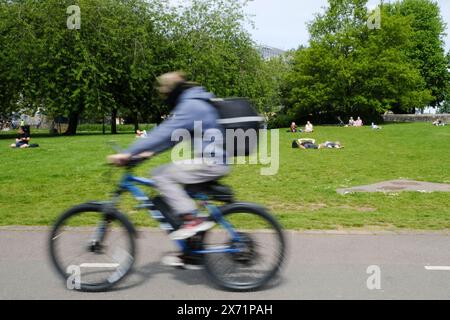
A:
[161, 254, 184, 268]
[161, 253, 203, 270]
[169, 218, 215, 240]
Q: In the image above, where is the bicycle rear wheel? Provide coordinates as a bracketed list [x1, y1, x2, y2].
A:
[49, 203, 136, 292]
[203, 203, 286, 291]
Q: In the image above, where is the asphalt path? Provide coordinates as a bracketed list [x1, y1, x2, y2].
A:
[0, 227, 449, 300]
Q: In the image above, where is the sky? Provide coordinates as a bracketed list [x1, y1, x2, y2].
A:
[244, 0, 450, 52]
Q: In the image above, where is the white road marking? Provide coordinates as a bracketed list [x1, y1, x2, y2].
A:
[425, 266, 450, 271]
[79, 263, 119, 268]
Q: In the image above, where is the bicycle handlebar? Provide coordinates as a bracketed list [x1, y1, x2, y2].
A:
[125, 155, 149, 168]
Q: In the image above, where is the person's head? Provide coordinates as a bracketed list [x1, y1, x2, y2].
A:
[156, 71, 186, 98]
[357, 117, 361, 120]
[157, 71, 198, 109]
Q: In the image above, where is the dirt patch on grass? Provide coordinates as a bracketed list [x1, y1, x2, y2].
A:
[337, 179, 450, 194]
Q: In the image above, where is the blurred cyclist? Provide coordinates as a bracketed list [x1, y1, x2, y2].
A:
[107, 71, 229, 256]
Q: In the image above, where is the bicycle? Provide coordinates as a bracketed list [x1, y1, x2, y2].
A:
[49, 156, 286, 292]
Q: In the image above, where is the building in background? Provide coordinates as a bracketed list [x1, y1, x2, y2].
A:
[257, 45, 285, 60]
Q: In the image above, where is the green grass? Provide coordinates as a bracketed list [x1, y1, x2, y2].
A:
[0, 123, 449, 231]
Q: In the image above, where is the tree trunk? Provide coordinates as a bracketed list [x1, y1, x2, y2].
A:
[134, 113, 139, 132]
[111, 108, 117, 134]
[65, 112, 79, 136]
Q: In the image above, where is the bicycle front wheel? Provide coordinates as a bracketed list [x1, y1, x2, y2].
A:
[49, 203, 136, 292]
[203, 203, 286, 291]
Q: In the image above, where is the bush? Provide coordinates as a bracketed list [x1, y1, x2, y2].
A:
[267, 114, 292, 129]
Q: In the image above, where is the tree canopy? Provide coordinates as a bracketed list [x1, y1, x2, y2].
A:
[1, 0, 449, 132]
[0, 0, 282, 133]
[282, 0, 449, 124]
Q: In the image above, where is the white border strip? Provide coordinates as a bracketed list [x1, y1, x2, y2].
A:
[425, 266, 450, 271]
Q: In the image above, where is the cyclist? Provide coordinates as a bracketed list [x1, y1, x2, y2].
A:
[107, 71, 229, 267]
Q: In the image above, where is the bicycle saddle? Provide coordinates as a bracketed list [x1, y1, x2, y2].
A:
[184, 181, 234, 203]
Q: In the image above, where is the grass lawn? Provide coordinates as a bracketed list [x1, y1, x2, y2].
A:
[0, 123, 449, 230]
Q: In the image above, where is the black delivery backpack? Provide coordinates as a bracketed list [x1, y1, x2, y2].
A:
[203, 97, 265, 157]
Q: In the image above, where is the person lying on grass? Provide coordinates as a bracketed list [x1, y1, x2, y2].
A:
[292, 138, 318, 149]
[318, 141, 344, 149]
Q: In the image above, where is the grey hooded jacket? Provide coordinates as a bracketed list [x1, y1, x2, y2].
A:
[125, 86, 227, 164]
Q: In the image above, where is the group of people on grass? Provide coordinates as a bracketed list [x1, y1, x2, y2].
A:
[347, 117, 363, 127]
[290, 121, 314, 133]
[289, 120, 343, 150]
[287, 116, 386, 151]
[290, 117, 368, 133]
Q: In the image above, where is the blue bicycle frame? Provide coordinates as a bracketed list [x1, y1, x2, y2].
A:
[116, 172, 241, 255]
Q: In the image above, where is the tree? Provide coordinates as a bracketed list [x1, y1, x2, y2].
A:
[164, 0, 269, 109]
[389, 0, 450, 108]
[257, 53, 292, 114]
[1, 0, 285, 132]
[0, 0, 163, 134]
[0, 0, 28, 116]
[283, 0, 434, 123]
[439, 52, 450, 113]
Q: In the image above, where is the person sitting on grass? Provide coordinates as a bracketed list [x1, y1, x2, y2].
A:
[348, 117, 355, 127]
[304, 121, 314, 133]
[10, 126, 30, 148]
[318, 141, 344, 149]
[290, 122, 298, 133]
[136, 129, 148, 138]
[354, 117, 363, 127]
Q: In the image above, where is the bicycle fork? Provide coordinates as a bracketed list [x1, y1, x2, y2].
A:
[88, 202, 116, 253]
